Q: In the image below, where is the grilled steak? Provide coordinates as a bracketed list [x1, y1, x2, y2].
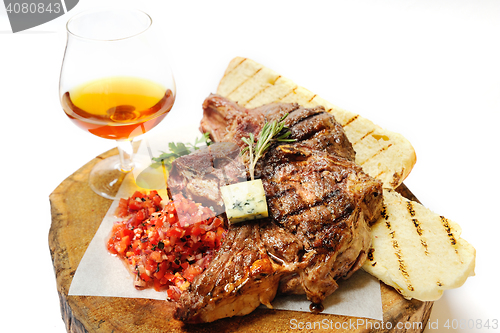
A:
[173, 95, 383, 323]
[200, 94, 356, 162]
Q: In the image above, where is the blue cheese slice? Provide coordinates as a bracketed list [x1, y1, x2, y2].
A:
[220, 179, 269, 224]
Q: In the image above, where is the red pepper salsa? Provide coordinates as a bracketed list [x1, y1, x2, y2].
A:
[107, 190, 226, 301]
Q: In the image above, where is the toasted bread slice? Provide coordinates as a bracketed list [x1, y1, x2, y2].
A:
[362, 189, 476, 301]
[217, 57, 416, 189]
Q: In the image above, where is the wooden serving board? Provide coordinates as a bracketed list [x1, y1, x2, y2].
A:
[49, 149, 433, 333]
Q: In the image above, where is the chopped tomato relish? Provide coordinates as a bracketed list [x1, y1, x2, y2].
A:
[107, 191, 226, 301]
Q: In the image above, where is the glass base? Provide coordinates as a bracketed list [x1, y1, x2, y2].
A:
[89, 155, 132, 200]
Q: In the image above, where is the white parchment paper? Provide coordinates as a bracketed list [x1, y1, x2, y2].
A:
[68, 127, 383, 321]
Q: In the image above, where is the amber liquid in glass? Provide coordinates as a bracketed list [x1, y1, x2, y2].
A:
[61, 76, 175, 140]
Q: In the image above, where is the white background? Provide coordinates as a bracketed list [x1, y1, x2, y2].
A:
[1, 0, 499, 332]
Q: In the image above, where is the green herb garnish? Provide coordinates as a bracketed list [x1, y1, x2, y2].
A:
[151, 132, 212, 170]
[241, 114, 295, 180]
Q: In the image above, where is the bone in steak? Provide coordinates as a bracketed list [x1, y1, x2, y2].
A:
[173, 95, 383, 323]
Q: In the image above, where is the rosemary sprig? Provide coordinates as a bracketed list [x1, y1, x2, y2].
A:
[241, 113, 295, 180]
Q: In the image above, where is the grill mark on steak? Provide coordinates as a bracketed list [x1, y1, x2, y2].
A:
[260, 104, 355, 161]
[282, 105, 323, 124]
[269, 187, 346, 222]
[173, 95, 383, 323]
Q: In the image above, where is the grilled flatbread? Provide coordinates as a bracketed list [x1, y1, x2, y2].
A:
[363, 189, 475, 301]
[217, 57, 416, 189]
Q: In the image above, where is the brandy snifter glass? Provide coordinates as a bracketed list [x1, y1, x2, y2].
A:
[59, 8, 176, 199]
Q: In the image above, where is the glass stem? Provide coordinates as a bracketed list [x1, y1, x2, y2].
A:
[117, 139, 135, 172]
